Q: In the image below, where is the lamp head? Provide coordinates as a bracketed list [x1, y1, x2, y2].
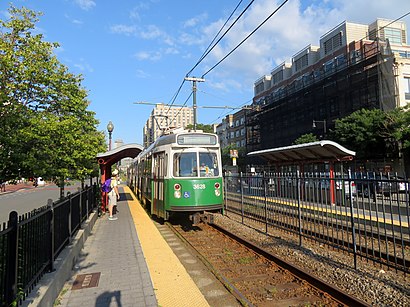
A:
[107, 121, 114, 133]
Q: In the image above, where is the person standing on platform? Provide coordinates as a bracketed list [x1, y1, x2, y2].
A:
[108, 169, 120, 220]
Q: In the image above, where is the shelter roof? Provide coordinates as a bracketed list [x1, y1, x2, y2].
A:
[97, 143, 143, 165]
[247, 140, 355, 163]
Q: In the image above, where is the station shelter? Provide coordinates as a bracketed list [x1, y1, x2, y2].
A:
[247, 140, 356, 205]
[96, 144, 143, 212]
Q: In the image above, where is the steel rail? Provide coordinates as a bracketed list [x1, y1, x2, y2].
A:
[165, 221, 254, 307]
[209, 221, 370, 307]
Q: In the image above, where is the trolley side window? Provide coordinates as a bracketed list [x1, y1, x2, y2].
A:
[173, 152, 197, 177]
[199, 152, 219, 177]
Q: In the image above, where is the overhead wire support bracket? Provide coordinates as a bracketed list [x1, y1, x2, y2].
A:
[184, 77, 205, 131]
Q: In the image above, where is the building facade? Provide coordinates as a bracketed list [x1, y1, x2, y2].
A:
[247, 18, 410, 157]
[216, 110, 247, 154]
[143, 104, 194, 147]
[215, 114, 233, 149]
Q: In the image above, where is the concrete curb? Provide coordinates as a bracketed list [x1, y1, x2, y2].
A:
[22, 210, 98, 307]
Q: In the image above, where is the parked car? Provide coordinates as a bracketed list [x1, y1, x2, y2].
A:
[335, 178, 357, 197]
[354, 173, 390, 197]
[390, 176, 410, 194]
[36, 177, 46, 187]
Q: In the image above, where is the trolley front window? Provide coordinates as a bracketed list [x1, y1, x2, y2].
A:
[173, 152, 197, 177]
[173, 152, 219, 177]
[199, 152, 219, 177]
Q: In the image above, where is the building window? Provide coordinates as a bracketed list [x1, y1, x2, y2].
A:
[255, 82, 264, 93]
[384, 27, 403, 44]
[294, 54, 308, 72]
[324, 32, 342, 55]
[404, 77, 410, 100]
[272, 70, 283, 84]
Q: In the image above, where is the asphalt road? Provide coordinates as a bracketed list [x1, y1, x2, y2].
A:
[0, 182, 82, 225]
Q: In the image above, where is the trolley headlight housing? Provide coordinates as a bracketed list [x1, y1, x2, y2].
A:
[174, 183, 181, 198]
[214, 182, 221, 196]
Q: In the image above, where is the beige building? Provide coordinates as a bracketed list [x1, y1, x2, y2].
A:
[143, 103, 194, 147]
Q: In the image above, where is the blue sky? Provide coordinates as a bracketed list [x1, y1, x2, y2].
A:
[2, 0, 410, 146]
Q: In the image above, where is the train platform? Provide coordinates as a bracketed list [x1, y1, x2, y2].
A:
[55, 185, 210, 307]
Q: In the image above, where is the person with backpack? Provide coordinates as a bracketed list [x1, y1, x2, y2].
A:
[102, 169, 120, 220]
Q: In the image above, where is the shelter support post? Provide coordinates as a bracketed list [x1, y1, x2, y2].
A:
[329, 162, 336, 205]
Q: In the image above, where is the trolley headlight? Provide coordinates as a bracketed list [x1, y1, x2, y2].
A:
[214, 182, 221, 196]
[174, 183, 181, 198]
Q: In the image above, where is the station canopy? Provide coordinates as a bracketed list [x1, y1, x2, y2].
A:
[247, 140, 355, 164]
[97, 143, 144, 166]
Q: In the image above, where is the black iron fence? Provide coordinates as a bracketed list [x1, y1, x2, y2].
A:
[224, 171, 410, 273]
[0, 184, 99, 307]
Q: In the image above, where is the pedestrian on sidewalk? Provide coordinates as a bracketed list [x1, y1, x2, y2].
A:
[108, 169, 120, 220]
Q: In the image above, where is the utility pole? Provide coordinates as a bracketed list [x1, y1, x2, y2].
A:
[184, 76, 205, 131]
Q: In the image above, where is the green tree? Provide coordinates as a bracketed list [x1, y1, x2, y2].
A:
[331, 109, 389, 159]
[0, 6, 105, 193]
[293, 133, 318, 145]
[185, 123, 214, 133]
[220, 144, 245, 168]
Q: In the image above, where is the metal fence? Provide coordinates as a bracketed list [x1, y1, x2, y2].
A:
[0, 184, 99, 307]
[224, 172, 410, 273]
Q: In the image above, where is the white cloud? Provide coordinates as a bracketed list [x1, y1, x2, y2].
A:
[134, 51, 162, 61]
[191, 0, 410, 88]
[164, 47, 179, 55]
[183, 13, 208, 28]
[139, 25, 163, 39]
[110, 24, 137, 36]
[64, 14, 83, 25]
[74, 0, 96, 11]
[73, 58, 94, 73]
[136, 69, 150, 78]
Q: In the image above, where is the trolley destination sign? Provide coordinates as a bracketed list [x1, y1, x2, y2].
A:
[177, 134, 217, 145]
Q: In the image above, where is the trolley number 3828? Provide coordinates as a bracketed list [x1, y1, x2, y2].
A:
[193, 184, 206, 190]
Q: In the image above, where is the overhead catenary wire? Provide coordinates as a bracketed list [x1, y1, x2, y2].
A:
[202, 8, 410, 126]
[202, 0, 289, 78]
[186, 0, 253, 77]
[162, 0, 254, 127]
[158, 0, 265, 129]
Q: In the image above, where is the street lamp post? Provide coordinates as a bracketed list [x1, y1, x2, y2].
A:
[107, 121, 114, 150]
[312, 119, 326, 136]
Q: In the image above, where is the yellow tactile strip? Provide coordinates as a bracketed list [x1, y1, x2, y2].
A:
[124, 186, 210, 307]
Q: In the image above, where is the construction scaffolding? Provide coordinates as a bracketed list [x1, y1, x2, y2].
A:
[246, 39, 397, 161]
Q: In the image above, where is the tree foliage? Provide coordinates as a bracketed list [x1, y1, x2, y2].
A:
[0, 6, 105, 184]
[330, 108, 409, 160]
[185, 123, 214, 133]
[293, 133, 318, 145]
[220, 144, 245, 168]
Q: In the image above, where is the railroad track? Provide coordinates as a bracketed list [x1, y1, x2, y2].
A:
[167, 219, 369, 307]
[225, 196, 410, 273]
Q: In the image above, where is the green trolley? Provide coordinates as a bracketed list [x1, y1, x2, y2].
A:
[130, 130, 224, 222]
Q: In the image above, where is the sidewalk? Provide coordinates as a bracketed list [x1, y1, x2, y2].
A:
[22, 185, 210, 307]
[56, 186, 157, 307]
[0, 182, 36, 194]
